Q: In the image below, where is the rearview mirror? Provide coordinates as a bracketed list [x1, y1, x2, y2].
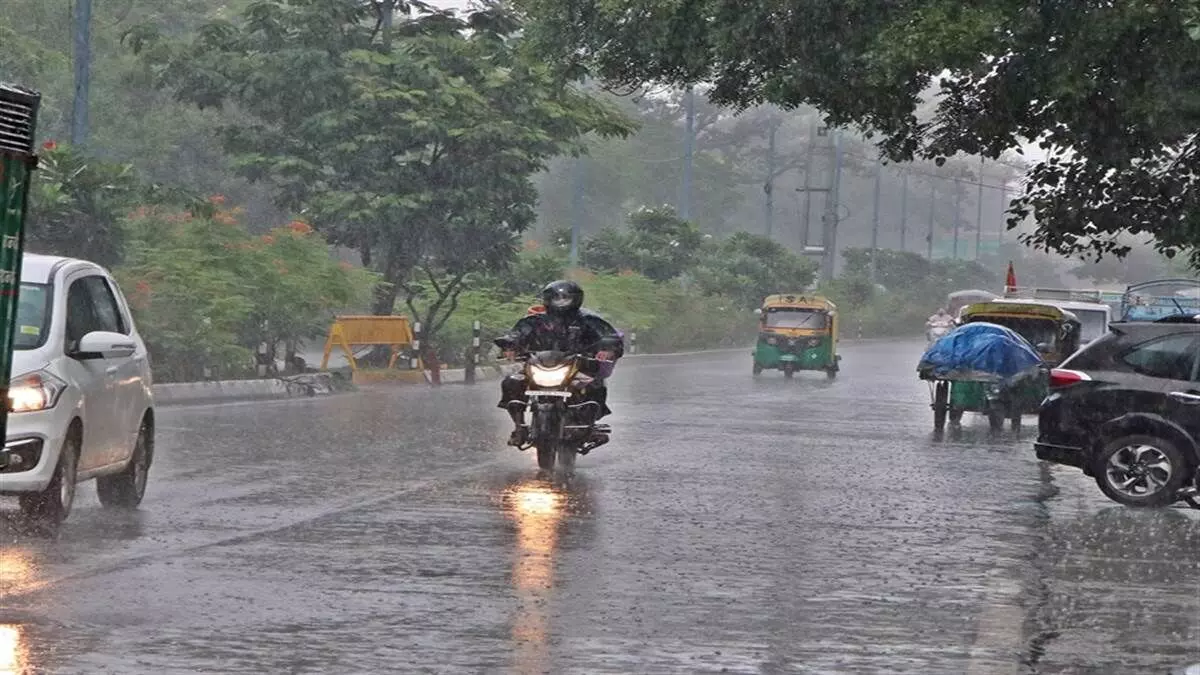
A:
[71, 331, 137, 360]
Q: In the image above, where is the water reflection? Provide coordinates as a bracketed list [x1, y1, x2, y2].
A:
[502, 478, 568, 675]
[0, 547, 37, 596]
[0, 624, 28, 675]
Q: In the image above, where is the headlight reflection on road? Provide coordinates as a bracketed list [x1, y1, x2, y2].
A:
[503, 480, 566, 674]
[0, 624, 27, 675]
[0, 548, 38, 595]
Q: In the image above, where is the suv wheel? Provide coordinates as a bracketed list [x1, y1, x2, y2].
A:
[97, 421, 152, 509]
[19, 431, 80, 524]
[1094, 434, 1190, 508]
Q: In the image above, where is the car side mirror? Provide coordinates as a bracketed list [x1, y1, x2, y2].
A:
[71, 331, 136, 360]
[753, 308, 763, 315]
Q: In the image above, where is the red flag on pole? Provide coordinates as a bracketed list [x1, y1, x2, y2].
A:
[1005, 261, 1017, 293]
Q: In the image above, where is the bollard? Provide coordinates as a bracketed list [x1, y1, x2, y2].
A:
[411, 322, 422, 370]
[630, 332, 638, 355]
[466, 320, 480, 384]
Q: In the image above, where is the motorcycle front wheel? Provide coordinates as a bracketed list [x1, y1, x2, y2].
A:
[531, 407, 559, 471]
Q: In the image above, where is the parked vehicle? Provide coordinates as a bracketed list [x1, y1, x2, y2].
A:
[946, 289, 998, 318]
[919, 322, 1046, 433]
[1036, 320, 1200, 507]
[960, 301, 1082, 366]
[0, 254, 155, 523]
[752, 294, 840, 379]
[1119, 278, 1200, 321]
[998, 286, 1113, 345]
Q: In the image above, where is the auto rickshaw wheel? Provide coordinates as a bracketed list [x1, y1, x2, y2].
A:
[825, 367, 837, 380]
[932, 381, 949, 431]
[752, 362, 763, 376]
[783, 364, 795, 379]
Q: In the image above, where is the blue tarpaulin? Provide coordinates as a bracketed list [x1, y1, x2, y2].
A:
[917, 322, 1044, 381]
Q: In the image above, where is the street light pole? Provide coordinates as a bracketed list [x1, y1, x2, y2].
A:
[569, 157, 584, 268]
[71, 0, 93, 145]
[952, 178, 962, 259]
[800, 117, 816, 247]
[764, 121, 776, 238]
[927, 183, 936, 260]
[869, 161, 881, 283]
[679, 87, 695, 221]
[899, 171, 908, 253]
[975, 158, 984, 259]
[821, 129, 843, 283]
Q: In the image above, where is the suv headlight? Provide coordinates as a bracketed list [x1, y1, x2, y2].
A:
[529, 365, 571, 387]
[9, 371, 67, 413]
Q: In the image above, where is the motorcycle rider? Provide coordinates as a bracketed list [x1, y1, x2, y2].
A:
[494, 280, 625, 446]
[926, 307, 955, 340]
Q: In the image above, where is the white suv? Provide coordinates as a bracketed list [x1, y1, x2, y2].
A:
[0, 254, 154, 522]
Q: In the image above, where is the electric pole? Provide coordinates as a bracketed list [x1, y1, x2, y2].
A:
[899, 170, 908, 252]
[952, 178, 962, 259]
[927, 183, 936, 260]
[71, 0, 93, 145]
[821, 129, 843, 283]
[975, 158, 984, 259]
[869, 161, 881, 283]
[679, 87, 695, 221]
[764, 120, 777, 238]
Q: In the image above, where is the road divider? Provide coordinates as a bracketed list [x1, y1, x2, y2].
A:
[155, 337, 915, 406]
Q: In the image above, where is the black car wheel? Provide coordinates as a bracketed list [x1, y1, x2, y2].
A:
[1094, 434, 1190, 508]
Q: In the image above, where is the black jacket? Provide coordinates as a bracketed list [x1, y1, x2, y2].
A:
[494, 309, 625, 359]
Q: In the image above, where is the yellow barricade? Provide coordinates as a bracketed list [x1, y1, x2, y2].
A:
[320, 315, 415, 373]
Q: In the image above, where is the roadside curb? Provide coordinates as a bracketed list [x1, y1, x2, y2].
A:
[156, 337, 917, 406]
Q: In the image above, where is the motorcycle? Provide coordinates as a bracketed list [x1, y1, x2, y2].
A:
[515, 350, 611, 473]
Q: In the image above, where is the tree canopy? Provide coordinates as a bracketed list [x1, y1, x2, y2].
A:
[130, 0, 632, 367]
[513, 0, 1200, 265]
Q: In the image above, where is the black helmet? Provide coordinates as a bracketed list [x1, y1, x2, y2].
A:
[541, 280, 584, 315]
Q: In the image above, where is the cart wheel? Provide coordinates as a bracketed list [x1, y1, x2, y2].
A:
[932, 382, 949, 431]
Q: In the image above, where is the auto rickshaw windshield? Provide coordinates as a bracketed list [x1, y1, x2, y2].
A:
[764, 308, 827, 329]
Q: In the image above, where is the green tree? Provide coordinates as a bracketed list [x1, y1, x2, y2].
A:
[581, 206, 704, 281]
[693, 232, 818, 309]
[132, 0, 631, 377]
[513, 0, 1200, 264]
[119, 204, 375, 381]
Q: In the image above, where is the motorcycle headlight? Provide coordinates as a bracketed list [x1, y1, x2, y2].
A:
[766, 337, 778, 345]
[9, 371, 67, 413]
[530, 365, 571, 387]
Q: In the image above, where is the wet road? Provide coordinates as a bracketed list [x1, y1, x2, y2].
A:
[2, 340, 1199, 673]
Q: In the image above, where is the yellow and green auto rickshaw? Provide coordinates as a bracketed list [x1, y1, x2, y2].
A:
[959, 302, 1081, 367]
[937, 302, 1080, 431]
[752, 294, 840, 379]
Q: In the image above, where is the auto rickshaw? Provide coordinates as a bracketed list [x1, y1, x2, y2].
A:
[752, 294, 839, 379]
[939, 302, 1079, 430]
[960, 302, 1081, 366]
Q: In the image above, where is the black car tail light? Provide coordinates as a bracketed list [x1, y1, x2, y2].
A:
[1049, 368, 1091, 389]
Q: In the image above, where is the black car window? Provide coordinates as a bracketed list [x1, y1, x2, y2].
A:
[1120, 334, 1200, 381]
[65, 279, 102, 346]
[83, 277, 128, 335]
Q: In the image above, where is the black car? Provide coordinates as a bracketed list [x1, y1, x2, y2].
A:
[1036, 321, 1200, 507]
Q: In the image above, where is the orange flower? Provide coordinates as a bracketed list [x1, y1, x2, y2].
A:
[41, 140, 57, 151]
[287, 220, 313, 234]
[261, 234, 276, 245]
[208, 194, 226, 205]
[523, 239, 540, 251]
[338, 261, 353, 271]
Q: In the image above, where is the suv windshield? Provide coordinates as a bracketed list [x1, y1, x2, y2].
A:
[14, 283, 50, 350]
[765, 309, 826, 329]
